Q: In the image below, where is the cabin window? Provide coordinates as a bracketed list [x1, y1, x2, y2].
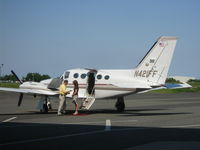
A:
[104, 75, 110, 80]
[64, 72, 70, 79]
[73, 73, 79, 78]
[81, 73, 86, 79]
[97, 74, 102, 80]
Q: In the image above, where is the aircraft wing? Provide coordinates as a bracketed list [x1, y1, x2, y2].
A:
[0, 87, 58, 95]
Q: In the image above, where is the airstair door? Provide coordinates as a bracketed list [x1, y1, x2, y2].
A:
[87, 71, 95, 95]
[81, 71, 96, 110]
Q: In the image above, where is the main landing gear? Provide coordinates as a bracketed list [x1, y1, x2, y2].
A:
[115, 97, 125, 112]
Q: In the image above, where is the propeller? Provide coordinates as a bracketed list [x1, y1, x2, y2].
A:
[11, 70, 24, 107]
[18, 93, 23, 106]
[11, 70, 23, 84]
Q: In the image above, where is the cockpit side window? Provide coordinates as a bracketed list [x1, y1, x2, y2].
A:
[60, 75, 64, 80]
[64, 72, 70, 79]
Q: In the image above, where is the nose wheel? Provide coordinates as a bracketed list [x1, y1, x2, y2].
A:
[40, 96, 49, 113]
[115, 97, 125, 112]
[40, 104, 48, 113]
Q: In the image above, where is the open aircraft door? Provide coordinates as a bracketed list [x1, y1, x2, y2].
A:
[81, 71, 96, 109]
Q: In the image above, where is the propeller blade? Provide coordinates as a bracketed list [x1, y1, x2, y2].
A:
[11, 70, 23, 84]
[18, 93, 23, 106]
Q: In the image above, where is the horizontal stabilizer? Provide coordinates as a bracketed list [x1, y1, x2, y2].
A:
[164, 82, 192, 89]
[138, 82, 192, 93]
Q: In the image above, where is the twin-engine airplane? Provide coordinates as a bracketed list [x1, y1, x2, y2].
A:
[0, 36, 191, 113]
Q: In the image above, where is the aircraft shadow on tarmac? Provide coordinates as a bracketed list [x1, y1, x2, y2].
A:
[0, 122, 200, 150]
[0, 108, 192, 117]
[80, 109, 191, 117]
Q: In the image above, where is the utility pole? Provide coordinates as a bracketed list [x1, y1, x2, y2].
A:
[0, 64, 3, 77]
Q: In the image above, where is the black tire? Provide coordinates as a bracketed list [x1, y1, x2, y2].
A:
[115, 97, 125, 112]
[40, 104, 48, 113]
[116, 104, 125, 112]
[47, 104, 52, 110]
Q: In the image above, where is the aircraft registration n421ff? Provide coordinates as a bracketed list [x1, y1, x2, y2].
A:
[0, 36, 191, 113]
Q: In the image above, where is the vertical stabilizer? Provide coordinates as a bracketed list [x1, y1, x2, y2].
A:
[134, 36, 177, 85]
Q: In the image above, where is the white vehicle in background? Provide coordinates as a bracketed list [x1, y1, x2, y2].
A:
[0, 36, 191, 113]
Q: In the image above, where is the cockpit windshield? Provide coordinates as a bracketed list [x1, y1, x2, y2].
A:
[64, 71, 70, 79]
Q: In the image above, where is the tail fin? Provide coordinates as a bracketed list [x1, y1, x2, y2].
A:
[134, 36, 177, 85]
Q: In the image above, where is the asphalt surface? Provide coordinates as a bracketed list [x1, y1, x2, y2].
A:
[0, 91, 200, 150]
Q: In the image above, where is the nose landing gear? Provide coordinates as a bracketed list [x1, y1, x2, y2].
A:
[37, 96, 51, 113]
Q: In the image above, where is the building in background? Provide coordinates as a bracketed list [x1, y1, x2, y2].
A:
[169, 76, 196, 83]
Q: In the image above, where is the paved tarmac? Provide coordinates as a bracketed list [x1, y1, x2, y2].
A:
[0, 91, 200, 150]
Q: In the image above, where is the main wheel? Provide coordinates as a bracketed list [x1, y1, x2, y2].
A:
[115, 97, 125, 112]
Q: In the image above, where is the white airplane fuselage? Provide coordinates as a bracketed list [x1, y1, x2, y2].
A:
[62, 69, 139, 99]
[20, 69, 142, 99]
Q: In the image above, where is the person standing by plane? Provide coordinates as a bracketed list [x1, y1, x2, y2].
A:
[72, 80, 79, 115]
[58, 80, 71, 115]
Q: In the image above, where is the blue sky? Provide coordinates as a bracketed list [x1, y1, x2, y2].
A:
[1, 0, 200, 78]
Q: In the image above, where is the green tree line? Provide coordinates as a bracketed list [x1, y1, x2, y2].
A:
[0, 73, 51, 82]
